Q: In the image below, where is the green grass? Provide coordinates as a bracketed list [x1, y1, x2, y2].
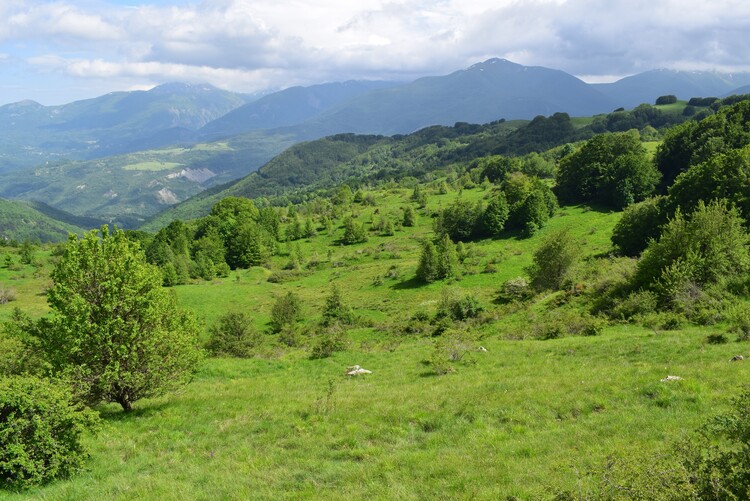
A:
[122, 161, 183, 171]
[7, 326, 747, 500]
[3, 185, 749, 498]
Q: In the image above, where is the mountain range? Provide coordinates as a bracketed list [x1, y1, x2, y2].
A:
[2, 58, 750, 235]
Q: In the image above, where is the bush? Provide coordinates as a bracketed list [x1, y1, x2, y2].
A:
[310, 324, 349, 359]
[634, 200, 750, 298]
[527, 229, 579, 291]
[321, 285, 354, 326]
[728, 302, 750, 341]
[427, 329, 477, 375]
[497, 277, 533, 303]
[655, 94, 677, 105]
[207, 312, 262, 357]
[0, 286, 16, 304]
[0, 375, 98, 489]
[270, 292, 302, 333]
[610, 290, 659, 320]
[435, 288, 484, 321]
[610, 196, 669, 257]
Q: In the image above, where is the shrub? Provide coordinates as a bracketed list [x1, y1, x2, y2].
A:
[310, 324, 349, 359]
[321, 284, 354, 326]
[270, 292, 302, 333]
[610, 196, 669, 257]
[435, 288, 484, 321]
[527, 229, 579, 292]
[727, 302, 750, 341]
[0, 375, 98, 489]
[610, 290, 659, 320]
[207, 312, 262, 357]
[427, 329, 477, 375]
[497, 277, 533, 303]
[634, 200, 750, 299]
[0, 286, 16, 304]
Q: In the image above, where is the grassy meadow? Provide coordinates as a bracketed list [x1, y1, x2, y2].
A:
[2, 184, 749, 499]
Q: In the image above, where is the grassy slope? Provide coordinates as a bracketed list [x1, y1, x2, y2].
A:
[4, 185, 749, 499]
[0, 198, 86, 243]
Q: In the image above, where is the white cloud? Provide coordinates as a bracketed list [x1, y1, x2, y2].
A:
[5, 0, 750, 102]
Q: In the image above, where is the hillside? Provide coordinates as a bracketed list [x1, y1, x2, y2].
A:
[286, 59, 617, 137]
[594, 69, 750, 108]
[0, 130, 299, 228]
[199, 80, 399, 139]
[0, 198, 87, 242]
[0, 83, 250, 172]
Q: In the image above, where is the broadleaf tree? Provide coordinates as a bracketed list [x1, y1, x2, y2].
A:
[26, 226, 204, 412]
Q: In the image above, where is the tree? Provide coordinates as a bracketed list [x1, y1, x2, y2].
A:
[322, 284, 354, 326]
[207, 312, 261, 358]
[556, 131, 659, 209]
[402, 205, 416, 227]
[633, 200, 750, 298]
[435, 198, 483, 241]
[416, 240, 439, 283]
[655, 95, 677, 105]
[504, 173, 558, 233]
[611, 196, 669, 257]
[435, 234, 459, 280]
[23, 227, 203, 412]
[526, 229, 579, 291]
[341, 216, 368, 244]
[482, 192, 509, 237]
[271, 292, 302, 333]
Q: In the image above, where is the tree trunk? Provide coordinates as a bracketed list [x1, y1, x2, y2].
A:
[117, 394, 132, 412]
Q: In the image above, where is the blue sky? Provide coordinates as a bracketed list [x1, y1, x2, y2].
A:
[2, 0, 750, 106]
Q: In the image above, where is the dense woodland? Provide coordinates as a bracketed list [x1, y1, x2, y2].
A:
[2, 95, 750, 498]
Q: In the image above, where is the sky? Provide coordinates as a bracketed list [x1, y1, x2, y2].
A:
[2, 0, 750, 106]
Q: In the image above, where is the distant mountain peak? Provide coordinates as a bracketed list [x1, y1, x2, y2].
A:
[149, 82, 221, 95]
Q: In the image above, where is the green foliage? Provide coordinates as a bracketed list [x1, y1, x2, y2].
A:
[207, 312, 262, 358]
[416, 240, 439, 283]
[435, 288, 484, 321]
[20, 227, 204, 412]
[504, 173, 558, 232]
[668, 144, 750, 221]
[435, 234, 459, 281]
[270, 292, 302, 333]
[482, 191, 509, 237]
[655, 95, 677, 105]
[634, 200, 750, 300]
[476, 155, 519, 183]
[321, 285, 354, 326]
[341, 216, 368, 245]
[611, 196, 670, 257]
[497, 277, 533, 303]
[655, 100, 750, 188]
[556, 131, 660, 209]
[435, 198, 483, 241]
[18, 240, 35, 265]
[0, 375, 98, 489]
[526, 229, 579, 291]
[310, 324, 349, 359]
[402, 205, 416, 227]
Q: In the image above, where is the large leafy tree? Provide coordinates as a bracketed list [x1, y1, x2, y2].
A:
[655, 100, 750, 189]
[556, 131, 659, 209]
[26, 226, 203, 412]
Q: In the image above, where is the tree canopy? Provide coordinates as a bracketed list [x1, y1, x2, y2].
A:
[25, 226, 203, 412]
